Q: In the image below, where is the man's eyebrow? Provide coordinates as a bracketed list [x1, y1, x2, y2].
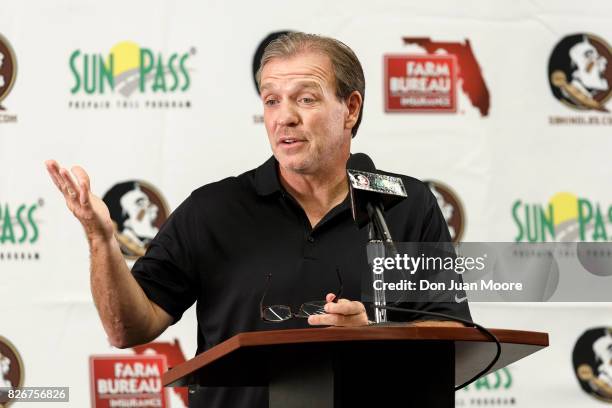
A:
[260, 81, 323, 94]
[260, 83, 276, 93]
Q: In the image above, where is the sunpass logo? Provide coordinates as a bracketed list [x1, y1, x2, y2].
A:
[458, 368, 516, 407]
[512, 193, 612, 242]
[0, 199, 43, 261]
[463, 367, 512, 391]
[68, 41, 194, 109]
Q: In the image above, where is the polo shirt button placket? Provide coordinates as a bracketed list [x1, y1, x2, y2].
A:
[303, 234, 317, 258]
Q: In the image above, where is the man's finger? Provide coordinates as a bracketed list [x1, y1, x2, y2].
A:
[324, 300, 366, 316]
[71, 166, 91, 191]
[326, 293, 351, 303]
[308, 313, 366, 327]
[59, 167, 80, 202]
[45, 161, 64, 191]
[45, 160, 68, 193]
[308, 313, 342, 326]
[71, 166, 91, 206]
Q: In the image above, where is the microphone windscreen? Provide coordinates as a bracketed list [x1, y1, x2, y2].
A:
[346, 153, 407, 228]
[347, 153, 376, 172]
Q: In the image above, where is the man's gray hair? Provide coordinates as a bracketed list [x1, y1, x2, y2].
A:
[256, 32, 365, 137]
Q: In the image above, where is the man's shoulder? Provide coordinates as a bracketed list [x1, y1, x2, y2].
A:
[378, 168, 432, 202]
[190, 168, 258, 203]
[375, 168, 449, 242]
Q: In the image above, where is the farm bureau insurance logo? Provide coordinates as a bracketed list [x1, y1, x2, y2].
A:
[385, 37, 489, 116]
[68, 41, 195, 110]
[0, 33, 18, 123]
[0, 199, 43, 261]
[548, 33, 612, 125]
[0, 336, 25, 407]
[132, 340, 188, 408]
[573, 327, 612, 402]
[89, 355, 168, 408]
[424, 180, 465, 242]
[102, 181, 169, 260]
[512, 193, 611, 242]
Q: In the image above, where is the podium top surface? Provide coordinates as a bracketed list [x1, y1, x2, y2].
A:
[163, 325, 548, 387]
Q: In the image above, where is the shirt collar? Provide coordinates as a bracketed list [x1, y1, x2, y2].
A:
[254, 156, 282, 196]
[254, 155, 351, 216]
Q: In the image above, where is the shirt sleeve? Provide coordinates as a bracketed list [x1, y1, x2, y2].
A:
[131, 195, 199, 324]
[419, 184, 453, 242]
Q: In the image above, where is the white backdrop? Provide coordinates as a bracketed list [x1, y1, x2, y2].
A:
[1, 0, 611, 406]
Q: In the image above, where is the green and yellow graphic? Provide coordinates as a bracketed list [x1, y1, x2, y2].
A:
[513, 193, 611, 242]
[69, 41, 193, 96]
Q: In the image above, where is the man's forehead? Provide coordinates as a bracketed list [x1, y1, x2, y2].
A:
[260, 52, 334, 90]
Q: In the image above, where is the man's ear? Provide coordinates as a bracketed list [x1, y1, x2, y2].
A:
[344, 91, 362, 130]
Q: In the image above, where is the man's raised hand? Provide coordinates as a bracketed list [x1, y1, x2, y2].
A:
[45, 160, 114, 243]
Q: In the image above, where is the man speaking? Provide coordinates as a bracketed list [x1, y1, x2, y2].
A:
[45, 32, 470, 407]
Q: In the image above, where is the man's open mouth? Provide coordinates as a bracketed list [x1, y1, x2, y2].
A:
[279, 138, 304, 145]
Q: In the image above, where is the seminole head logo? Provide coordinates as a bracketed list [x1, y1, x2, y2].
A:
[425, 180, 465, 242]
[548, 33, 612, 112]
[0, 33, 17, 110]
[573, 327, 612, 402]
[348, 172, 370, 189]
[102, 181, 169, 260]
[0, 336, 24, 408]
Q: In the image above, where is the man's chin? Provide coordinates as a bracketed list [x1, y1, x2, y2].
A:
[278, 158, 312, 175]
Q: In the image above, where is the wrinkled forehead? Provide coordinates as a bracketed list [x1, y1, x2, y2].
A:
[260, 52, 335, 93]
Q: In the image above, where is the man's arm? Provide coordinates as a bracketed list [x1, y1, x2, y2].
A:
[45, 160, 172, 348]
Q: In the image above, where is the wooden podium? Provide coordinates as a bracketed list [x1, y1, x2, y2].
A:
[162, 326, 548, 407]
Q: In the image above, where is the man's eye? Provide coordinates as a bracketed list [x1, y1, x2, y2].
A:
[300, 97, 315, 104]
[265, 99, 278, 106]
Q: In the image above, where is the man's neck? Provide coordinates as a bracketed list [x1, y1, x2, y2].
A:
[279, 163, 349, 228]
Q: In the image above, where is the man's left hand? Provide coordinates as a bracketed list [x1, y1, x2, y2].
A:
[308, 293, 369, 327]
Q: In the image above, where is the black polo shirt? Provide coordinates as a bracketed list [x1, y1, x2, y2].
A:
[131, 155, 471, 407]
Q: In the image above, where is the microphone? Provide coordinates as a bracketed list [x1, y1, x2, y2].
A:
[346, 153, 408, 230]
[347, 153, 408, 324]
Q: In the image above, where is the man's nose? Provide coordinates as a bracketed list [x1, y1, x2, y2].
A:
[277, 101, 299, 127]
